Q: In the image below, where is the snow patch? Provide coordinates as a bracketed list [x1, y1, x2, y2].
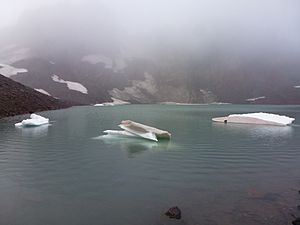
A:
[0, 63, 28, 77]
[35, 89, 51, 96]
[246, 96, 266, 102]
[51, 74, 88, 94]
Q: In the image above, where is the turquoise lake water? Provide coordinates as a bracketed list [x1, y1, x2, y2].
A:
[1, 105, 300, 225]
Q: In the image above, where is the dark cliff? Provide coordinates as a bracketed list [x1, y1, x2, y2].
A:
[0, 74, 72, 118]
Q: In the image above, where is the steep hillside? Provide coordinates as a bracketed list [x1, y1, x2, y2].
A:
[0, 1, 300, 105]
[0, 74, 72, 118]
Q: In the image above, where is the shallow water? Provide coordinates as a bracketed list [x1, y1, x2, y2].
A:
[1, 105, 300, 225]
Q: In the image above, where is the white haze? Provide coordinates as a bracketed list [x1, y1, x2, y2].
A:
[1, 0, 300, 56]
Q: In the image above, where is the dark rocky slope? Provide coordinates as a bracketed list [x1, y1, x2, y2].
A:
[0, 74, 72, 118]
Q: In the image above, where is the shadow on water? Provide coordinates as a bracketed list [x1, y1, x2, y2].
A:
[92, 135, 171, 158]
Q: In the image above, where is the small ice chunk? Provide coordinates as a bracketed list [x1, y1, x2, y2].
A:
[15, 114, 49, 127]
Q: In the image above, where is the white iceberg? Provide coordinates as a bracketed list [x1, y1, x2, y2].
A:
[212, 112, 295, 126]
[15, 114, 49, 127]
[102, 120, 171, 142]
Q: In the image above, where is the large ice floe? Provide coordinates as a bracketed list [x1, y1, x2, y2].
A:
[102, 120, 171, 141]
[15, 114, 49, 127]
[212, 112, 295, 126]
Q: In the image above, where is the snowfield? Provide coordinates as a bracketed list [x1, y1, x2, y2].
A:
[0, 63, 28, 77]
[246, 96, 266, 102]
[34, 89, 51, 96]
[52, 74, 88, 94]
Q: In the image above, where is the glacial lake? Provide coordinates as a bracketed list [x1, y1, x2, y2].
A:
[0, 104, 300, 225]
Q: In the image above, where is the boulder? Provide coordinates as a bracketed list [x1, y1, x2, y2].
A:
[165, 206, 181, 220]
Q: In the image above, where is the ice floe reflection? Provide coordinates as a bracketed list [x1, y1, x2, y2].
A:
[213, 122, 293, 138]
[17, 124, 50, 137]
[93, 134, 170, 157]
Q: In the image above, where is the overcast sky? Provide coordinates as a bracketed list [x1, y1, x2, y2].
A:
[1, 0, 299, 51]
[0, 0, 58, 28]
[1, 0, 299, 29]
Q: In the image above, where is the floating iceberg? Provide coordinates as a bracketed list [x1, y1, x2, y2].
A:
[102, 120, 171, 141]
[15, 114, 49, 127]
[94, 103, 114, 106]
[212, 112, 295, 126]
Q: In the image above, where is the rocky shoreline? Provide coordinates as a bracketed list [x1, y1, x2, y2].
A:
[0, 74, 73, 119]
